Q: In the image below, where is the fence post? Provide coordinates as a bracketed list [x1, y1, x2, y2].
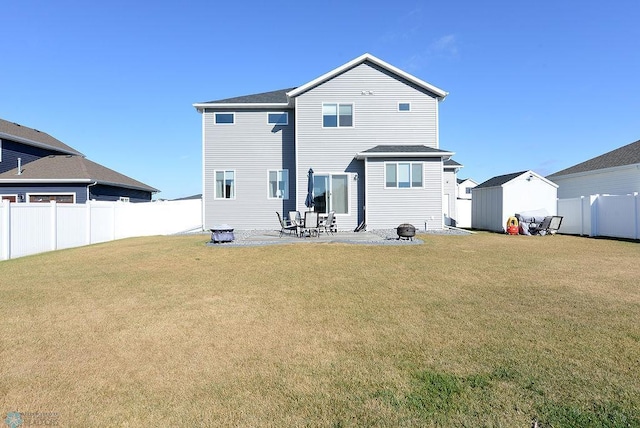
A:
[590, 194, 599, 237]
[86, 201, 92, 245]
[50, 201, 58, 251]
[635, 192, 639, 240]
[1, 200, 10, 260]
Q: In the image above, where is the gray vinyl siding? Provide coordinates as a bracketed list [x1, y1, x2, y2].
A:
[552, 165, 640, 198]
[365, 158, 443, 230]
[203, 108, 295, 230]
[471, 186, 503, 232]
[295, 61, 441, 230]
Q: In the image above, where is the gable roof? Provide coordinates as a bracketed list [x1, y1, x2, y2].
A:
[548, 139, 640, 177]
[287, 53, 448, 99]
[0, 155, 158, 192]
[355, 145, 453, 160]
[475, 170, 557, 189]
[0, 118, 83, 156]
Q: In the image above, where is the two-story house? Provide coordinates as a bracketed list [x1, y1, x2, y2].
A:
[194, 53, 459, 231]
[0, 118, 157, 203]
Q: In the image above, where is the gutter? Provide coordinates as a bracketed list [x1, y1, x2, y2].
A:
[87, 181, 98, 202]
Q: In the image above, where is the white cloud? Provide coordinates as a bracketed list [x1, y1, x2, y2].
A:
[429, 34, 459, 58]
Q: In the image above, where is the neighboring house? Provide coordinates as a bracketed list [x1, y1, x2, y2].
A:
[547, 139, 640, 198]
[472, 170, 558, 233]
[0, 118, 158, 203]
[443, 159, 462, 226]
[457, 178, 477, 200]
[194, 53, 462, 231]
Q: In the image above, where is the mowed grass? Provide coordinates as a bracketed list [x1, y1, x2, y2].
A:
[1, 233, 638, 427]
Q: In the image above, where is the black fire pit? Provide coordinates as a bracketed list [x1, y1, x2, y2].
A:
[397, 223, 416, 240]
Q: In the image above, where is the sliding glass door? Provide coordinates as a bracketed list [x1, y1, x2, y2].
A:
[313, 174, 348, 214]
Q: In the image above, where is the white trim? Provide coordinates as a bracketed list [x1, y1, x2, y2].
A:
[214, 112, 235, 125]
[321, 102, 354, 129]
[0, 178, 91, 184]
[213, 169, 236, 200]
[397, 102, 411, 112]
[267, 169, 289, 200]
[287, 53, 448, 99]
[267, 112, 289, 126]
[26, 192, 76, 203]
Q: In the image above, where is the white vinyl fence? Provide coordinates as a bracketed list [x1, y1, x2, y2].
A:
[1, 199, 203, 260]
[557, 193, 640, 240]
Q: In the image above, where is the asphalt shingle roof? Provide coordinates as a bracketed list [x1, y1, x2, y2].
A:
[361, 145, 451, 154]
[475, 171, 528, 189]
[548, 139, 640, 177]
[0, 118, 83, 155]
[204, 88, 296, 104]
[0, 155, 158, 192]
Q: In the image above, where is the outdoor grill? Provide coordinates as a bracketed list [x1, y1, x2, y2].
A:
[396, 223, 416, 240]
[210, 224, 234, 243]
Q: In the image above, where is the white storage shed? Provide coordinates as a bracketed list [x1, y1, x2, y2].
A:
[472, 170, 558, 232]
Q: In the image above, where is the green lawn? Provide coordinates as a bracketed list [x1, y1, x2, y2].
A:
[1, 233, 638, 427]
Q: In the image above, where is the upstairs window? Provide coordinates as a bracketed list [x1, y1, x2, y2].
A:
[214, 113, 235, 125]
[323, 103, 353, 128]
[268, 112, 288, 125]
[398, 102, 411, 112]
[215, 170, 235, 199]
[268, 170, 289, 199]
[385, 163, 423, 188]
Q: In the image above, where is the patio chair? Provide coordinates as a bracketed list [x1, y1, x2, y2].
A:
[322, 211, 335, 235]
[301, 211, 320, 237]
[277, 212, 298, 237]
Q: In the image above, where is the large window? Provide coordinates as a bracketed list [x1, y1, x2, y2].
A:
[214, 113, 235, 125]
[268, 170, 289, 199]
[215, 170, 235, 199]
[28, 194, 75, 203]
[385, 163, 423, 188]
[322, 103, 353, 128]
[267, 112, 288, 125]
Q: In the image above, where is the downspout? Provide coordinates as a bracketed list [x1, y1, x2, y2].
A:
[87, 181, 98, 203]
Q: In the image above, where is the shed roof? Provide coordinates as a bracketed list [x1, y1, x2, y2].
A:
[200, 88, 296, 105]
[355, 145, 454, 160]
[0, 118, 83, 156]
[0, 155, 158, 192]
[548, 139, 640, 177]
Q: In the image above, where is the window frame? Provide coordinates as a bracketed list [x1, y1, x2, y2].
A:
[322, 103, 354, 128]
[398, 102, 411, 112]
[27, 193, 76, 203]
[267, 112, 288, 126]
[214, 112, 235, 125]
[267, 169, 289, 200]
[384, 162, 424, 189]
[214, 169, 236, 200]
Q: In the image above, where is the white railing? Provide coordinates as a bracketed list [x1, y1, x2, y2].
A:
[0, 199, 203, 260]
[557, 193, 640, 240]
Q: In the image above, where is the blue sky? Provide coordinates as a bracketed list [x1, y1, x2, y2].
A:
[2, 1, 639, 199]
